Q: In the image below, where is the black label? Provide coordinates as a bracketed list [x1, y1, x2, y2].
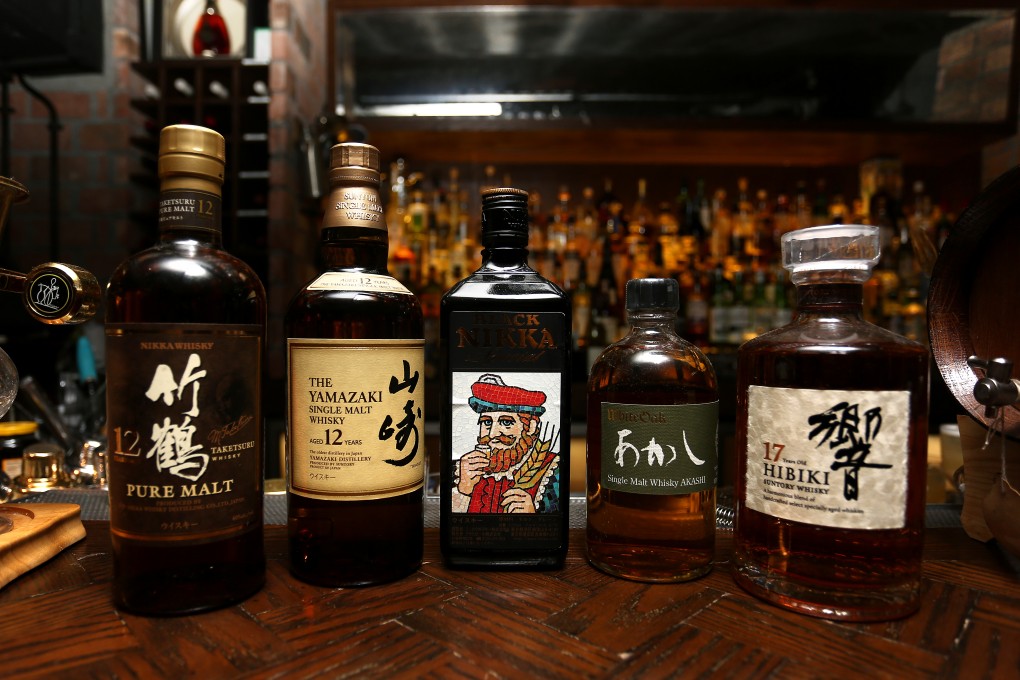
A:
[444, 309, 568, 552]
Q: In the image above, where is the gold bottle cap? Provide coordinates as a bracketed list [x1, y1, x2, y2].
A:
[158, 124, 225, 183]
[22, 262, 101, 325]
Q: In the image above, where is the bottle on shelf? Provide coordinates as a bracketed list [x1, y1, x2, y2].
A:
[586, 277, 719, 582]
[439, 187, 571, 568]
[733, 223, 929, 621]
[285, 142, 425, 586]
[105, 124, 266, 615]
[192, 0, 231, 57]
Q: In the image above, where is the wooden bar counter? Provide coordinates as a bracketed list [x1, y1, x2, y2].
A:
[2, 509, 1019, 679]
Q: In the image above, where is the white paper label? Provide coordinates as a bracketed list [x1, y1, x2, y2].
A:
[744, 385, 910, 530]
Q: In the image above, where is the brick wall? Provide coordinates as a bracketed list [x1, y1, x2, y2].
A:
[2, 0, 142, 282]
[933, 11, 1020, 185]
[266, 0, 328, 391]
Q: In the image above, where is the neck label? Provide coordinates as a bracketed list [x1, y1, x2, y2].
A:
[323, 186, 385, 231]
[159, 188, 220, 233]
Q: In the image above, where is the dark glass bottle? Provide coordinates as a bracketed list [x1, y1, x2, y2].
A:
[192, 0, 231, 57]
[285, 143, 425, 586]
[587, 278, 719, 582]
[439, 187, 571, 568]
[105, 124, 266, 615]
[734, 224, 929, 621]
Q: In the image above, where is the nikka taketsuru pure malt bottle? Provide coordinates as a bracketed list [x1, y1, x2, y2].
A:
[734, 224, 929, 621]
[286, 142, 425, 586]
[587, 278, 719, 582]
[440, 187, 571, 568]
[105, 124, 266, 615]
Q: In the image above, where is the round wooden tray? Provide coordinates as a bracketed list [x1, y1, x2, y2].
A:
[928, 164, 1020, 440]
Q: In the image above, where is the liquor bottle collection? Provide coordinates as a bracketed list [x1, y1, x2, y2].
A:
[96, 126, 931, 623]
[381, 162, 942, 383]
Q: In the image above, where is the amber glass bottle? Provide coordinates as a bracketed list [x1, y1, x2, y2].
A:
[286, 143, 425, 586]
[734, 224, 929, 621]
[105, 124, 266, 615]
[440, 187, 571, 568]
[587, 278, 719, 581]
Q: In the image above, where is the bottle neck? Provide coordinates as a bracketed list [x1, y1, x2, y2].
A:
[319, 181, 389, 272]
[626, 308, 679, 333]
[318, 228, 389, 271]
[480, 243, 529, 269]
[795, 282, 865, 315]
[158, 176, 223, 246]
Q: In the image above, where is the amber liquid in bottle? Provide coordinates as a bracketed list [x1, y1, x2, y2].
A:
[105, 125, 265, 615]
[439, 187, 571, 568]
[734, 225, 929, 622]
[586, 278, 719, 582]
[286, 143, 425, 586]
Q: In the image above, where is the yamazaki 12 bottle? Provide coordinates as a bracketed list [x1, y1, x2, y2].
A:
[733, 224, 929, 621]
[105, 124, 266, 615]
[439, 187, 571, 568]
[285, 142, 426, 586]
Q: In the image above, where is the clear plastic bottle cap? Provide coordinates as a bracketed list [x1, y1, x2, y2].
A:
[782, 224, 880, 283]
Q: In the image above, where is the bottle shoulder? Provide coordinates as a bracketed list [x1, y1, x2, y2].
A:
[443, 269, 569, 304]
[590, 332, 719, 391]
[740, 315, 928, 357]
[106, 242, 266, 324]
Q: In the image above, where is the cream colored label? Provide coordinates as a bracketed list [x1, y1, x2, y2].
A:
[307, 272, 412, 295]
[744, 385, 909, 530]
[287, 338, 425, 500]
[322, 186, 385, 231]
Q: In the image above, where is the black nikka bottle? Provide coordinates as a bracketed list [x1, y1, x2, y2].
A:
[105, 124, 266, 615]
[440, 187, 571, 568]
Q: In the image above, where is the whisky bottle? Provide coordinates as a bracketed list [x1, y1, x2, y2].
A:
[734, 224, 929, 621]
[105, 124, 265, 615]
[286, 143, 425, 586]
[440, 187, 571, 568]
[587, 278, 719, 582]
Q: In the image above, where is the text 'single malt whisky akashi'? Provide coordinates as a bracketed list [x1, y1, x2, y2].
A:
[286, 142, 425, 586]
[587, 277, 719, 582]
[734, 224, 929, 621]
[440, 187, 571, 568]
[105, 124, 266, 615]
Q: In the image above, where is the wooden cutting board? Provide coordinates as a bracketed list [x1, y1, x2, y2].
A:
[0, 503, 87, 589]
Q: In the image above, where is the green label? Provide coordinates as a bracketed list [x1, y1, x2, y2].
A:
[600, 402, 719, 495]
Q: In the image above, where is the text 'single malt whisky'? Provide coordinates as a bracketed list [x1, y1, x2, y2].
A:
[440, 187, 571, 568]
[105, 124, 266, 615]
[285, 142, 425, 586]
[586, 278, 719, 582]
[734, 224, 929, 621]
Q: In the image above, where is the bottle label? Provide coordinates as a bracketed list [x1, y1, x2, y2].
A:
[307, 272, 413, 295]
[744, 385, 910, 530]
[599, 402, 719, 495]
[287, 338, 425, 500]
[158, 189, 220, 234]
[322, 186, 385, 231]
[445, 310, 569, 550]
[105, 323, 262, 542]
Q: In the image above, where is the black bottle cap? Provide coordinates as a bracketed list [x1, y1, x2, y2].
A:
[481, 187, 530, 247]
[626, 277, 679, 312]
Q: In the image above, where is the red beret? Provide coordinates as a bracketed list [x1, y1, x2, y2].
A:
[469, 374, 546, 413]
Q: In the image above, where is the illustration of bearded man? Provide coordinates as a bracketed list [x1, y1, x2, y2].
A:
[454, 374, 560, 514]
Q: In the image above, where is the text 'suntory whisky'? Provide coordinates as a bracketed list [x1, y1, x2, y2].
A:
[734, 224, 929, 621]
[587, 278, 719, 582]
[286, 142, 425, 586]
[440, 187, 571, 568]
[105, 124, 266, 615]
